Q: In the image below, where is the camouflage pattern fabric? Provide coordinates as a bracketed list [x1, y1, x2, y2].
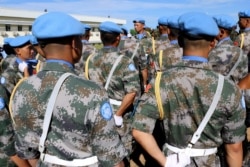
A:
[11, 62, 127, 167]
[153, 45, 183, 72]
[209, 38, 248, 83]
[88, 47, 141, 155]
[234, 30, 250, 71]
[75, 43, 96, 78]
[153, 35, 171, 54]
[0, 54, 22, 95]
[0, 85, 17, 167]
[132, 60, 246, 167]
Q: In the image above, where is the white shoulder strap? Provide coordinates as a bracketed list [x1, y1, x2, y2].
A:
[129, 43, 140, 62]
[39, 73, 73, 153]
[104, 55, 123, 90]
[226, 49, 243, 79]
[189, 74, 224, 145]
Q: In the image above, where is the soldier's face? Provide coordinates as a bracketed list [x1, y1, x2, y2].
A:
[16, 44, 34, 60]
[238, 18, 247, 29]
[134, 23, 144, 33]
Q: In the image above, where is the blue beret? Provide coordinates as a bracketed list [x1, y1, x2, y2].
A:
[3, 37, 14, 45]
[178, 12, 219, 37]
[213, 14, 236, 30]
[84, 24, 91, 31]
[9, 36, 31, 47]
[121, 25, 128, 34]
[158, 17, 168, 26]
[133, 18, 145, 24]
[238, 10, 250, 18]
[167, 15, 179, 29]
[32, 12, 85, 39]
[99, 21, 122, 34]
[29, 35, 38, 45]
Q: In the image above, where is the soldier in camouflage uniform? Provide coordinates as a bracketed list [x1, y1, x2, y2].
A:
[75, 24, 96, 78]
[208, 14, 248, 84]
[235, 10, 250, 71]
[153, 15, 182, 72]
[10, 12, 126, 167]
[87, 21, 140, 160]
[132, 12, 246, 167]
[0, 84, 31, 167]
[133, 18, 154, 89]
[1, 36, 37, 95]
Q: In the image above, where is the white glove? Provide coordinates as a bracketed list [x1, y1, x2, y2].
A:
[165, 153, 190, 167]
[113, 114, 123, 127]
[18, 61, 28, 72]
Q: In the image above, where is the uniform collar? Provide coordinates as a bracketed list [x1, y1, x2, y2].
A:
[182, 56, 208, 63]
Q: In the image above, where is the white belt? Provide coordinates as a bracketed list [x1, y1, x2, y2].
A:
[109, 98, 122, 106]
[40, 153, 98, 166]
[166, 144, 217, 157]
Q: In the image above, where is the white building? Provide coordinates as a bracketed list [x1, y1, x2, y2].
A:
[0, 7, 126, 45]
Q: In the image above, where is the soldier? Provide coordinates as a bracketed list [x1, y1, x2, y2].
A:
[10, 11, 126, 167]
[75, 24, 96, 78]
[132, 12, 246, 167]
[0, 84, 30, 167]
[208, 14, 248, 83]
[87, 21, 140, 160]
[0, 36, 35, 95]
[235, 10, 250, 71]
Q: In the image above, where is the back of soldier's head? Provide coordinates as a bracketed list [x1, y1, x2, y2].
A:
[178, 12, 219, 49]
[99, 21, 122, 46]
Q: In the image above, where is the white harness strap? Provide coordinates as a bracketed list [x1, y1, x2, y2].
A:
[130, 43, 140, 62]
[167, 74, 224, 156]
[39, 73, 98, 166]
[226, 49, 243, 79]
[104, 55, 123, 90]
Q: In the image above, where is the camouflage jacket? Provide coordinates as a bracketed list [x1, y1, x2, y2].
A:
[153, 35, 171, 54]
[208, 37, 248, 83]
[132, 60, 246, 167]
[0, 84, 16, 167]
[11, 61, 127, 167]
[88, 47, 141, 103]
[0, 54, 22, 95]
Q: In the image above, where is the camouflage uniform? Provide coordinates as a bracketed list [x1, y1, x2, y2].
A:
[0, 54, 22, 95]
[153, 35, 171, 54]
[88, 47, 141, 155]
[235, 28, 250, 71]
[209, 37, 248, 83]
[75, 43, 96, 78]
[132, 60, 246, 167]
[11, 61, 127, 167]
[0, 85, 16, 167]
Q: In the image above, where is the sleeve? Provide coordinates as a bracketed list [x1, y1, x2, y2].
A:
[88, 91, 127, 166]
[221, 85, 246, 144]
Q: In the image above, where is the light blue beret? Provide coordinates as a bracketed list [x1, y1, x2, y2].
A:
[84, 24, 91, 31]
[158, 17, 168, 26]
[178, 12, 219, 37]
[238, 10, 250, 18]
[29, 35, 38, 45]
[167, 15, 179, 29]
[133, 18, 145, 24]
[213, 14, 236, 30]
[32, 12, 85, 39]
[9, 36, 31, 47]
[3, 37, 14, 45]
[99, 21, 123, 34]
[121, 25, 128, 34]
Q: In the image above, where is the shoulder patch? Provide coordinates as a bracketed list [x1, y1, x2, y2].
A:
[0, 98, 5, 110]
[128, 63, 136, 71]
[0, 77, 5, 84]
[100, 102, 113, 120]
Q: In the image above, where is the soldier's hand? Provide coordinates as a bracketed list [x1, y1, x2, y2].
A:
[165, 153, 190, 167]
[247, 127, 250, 142]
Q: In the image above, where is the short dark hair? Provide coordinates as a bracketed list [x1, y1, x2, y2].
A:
[100, 31, 119, 46]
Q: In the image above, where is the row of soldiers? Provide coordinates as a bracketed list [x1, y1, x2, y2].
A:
[0, 9, 249, 167]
